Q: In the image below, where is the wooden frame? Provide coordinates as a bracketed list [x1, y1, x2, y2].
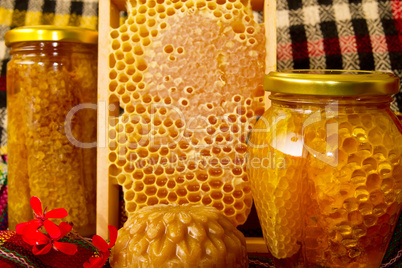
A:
[96, 0, 276, 255]
[96, 0, 121, 239]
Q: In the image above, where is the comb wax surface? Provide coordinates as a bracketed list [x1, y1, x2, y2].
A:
[107, 0, 265, 226]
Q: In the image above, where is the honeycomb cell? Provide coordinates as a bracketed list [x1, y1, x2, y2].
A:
[126, 202, 137, 213]
[110, 30, 120, 40]
[208, 167, 223, 177]
[368, 127, 383, 145]
[147, 196, 159, 205]
[150, 29, 159, 37]
[132, 34, 141, 43]
[213, 202, 224, 211]
[213, 10, 223, 17]
[342, 137, 358, 153]
[246, 26, 255, 35]
[121, 33, 130, 42]
[223, 196, 234, 204]
[381, 177, 394, 194]
[155, 176, 167, 186]
[156, 4, 166, 13]
[139, 26, 149, 38]
[127, 18, 134, 25]
[166, 7, 175, 16]
[138, 5, 148, 13]
[136, 59, 148, 72]
[156, 188, 168, 199]
[147, 0, 156, 8]
[109, 69, 119, 81]
[186, 193, 200, 203]
[177, 187, 187, 197]
[231, 20, 245, 34]
[247, 38, 256, 45]
[204, 137, 213, 145]
[119, 24, 128, 33]
[136, 14, 147, 24]
[125, 189, 136, 201]
[207, 179, 223, 189]
[180, 98, 189, 106]
[159, 12, 167, 19]
[136, 193, 148, 203]
[366, 173, 381, 191]
[133, 180, 145, 191]
[231, 125, 240, 133]
[129, 24, 139, 34]
[174, 2, 183, 9]
[168, 192, 177, 202]
[369, 190, 384, 206]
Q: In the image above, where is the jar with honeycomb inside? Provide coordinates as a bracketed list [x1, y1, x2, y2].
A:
[247, 70, 402, 268]
[5, 26, 98, 236]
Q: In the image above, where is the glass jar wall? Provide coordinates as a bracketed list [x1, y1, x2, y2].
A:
[248, 70, 402, 268]
[5, 26, 98, 236]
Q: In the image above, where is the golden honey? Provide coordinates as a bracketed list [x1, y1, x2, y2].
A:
[5, 26, 98, 236]
[248, 70, 402, 267]
[107, 0, 265, 226]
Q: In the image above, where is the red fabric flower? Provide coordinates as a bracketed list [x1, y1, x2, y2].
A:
[22, 221, 77, 256]
[83, 225, 117, 268]
[16, 196, 68, 236]
[13, 196, 117, 266]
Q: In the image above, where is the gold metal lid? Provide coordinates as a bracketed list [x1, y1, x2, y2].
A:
[5, 26, 98, 47]
[264, 70, 400, 96]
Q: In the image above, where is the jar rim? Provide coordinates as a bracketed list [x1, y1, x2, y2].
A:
[264, 69, 400, 96]
[5, 26, 98, 47]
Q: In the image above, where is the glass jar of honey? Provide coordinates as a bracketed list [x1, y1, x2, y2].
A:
[247, 70, 402, 267]
[5, 26, 98, 236]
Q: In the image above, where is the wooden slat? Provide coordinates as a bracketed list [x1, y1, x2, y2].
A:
[96, 0, 121, 239]
[246, 237, 269, 253]
[111, 0, 127, 11]
[264, 0, 277, 74]
[263, 0, 276, 110]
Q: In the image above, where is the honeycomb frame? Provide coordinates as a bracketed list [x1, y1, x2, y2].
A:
[97, 0, 273, 254]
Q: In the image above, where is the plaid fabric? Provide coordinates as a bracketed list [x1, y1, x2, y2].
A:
[0, 0, 98, 75]
[276, 0, 402, 112]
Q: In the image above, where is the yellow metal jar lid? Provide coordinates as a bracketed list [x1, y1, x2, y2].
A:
[5, 25, 98, 47]
[264, 70, 400, 96]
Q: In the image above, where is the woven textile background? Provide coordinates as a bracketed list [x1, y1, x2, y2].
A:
[0, 0, 98, 73]
[276, 0, 402, 112]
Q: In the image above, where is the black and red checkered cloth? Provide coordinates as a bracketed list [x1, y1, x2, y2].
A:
[275, 0, 402, 112]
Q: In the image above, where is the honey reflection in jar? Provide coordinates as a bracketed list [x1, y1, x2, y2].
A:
[6, 26, 97, 236]
[248, 70, 402, 268]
